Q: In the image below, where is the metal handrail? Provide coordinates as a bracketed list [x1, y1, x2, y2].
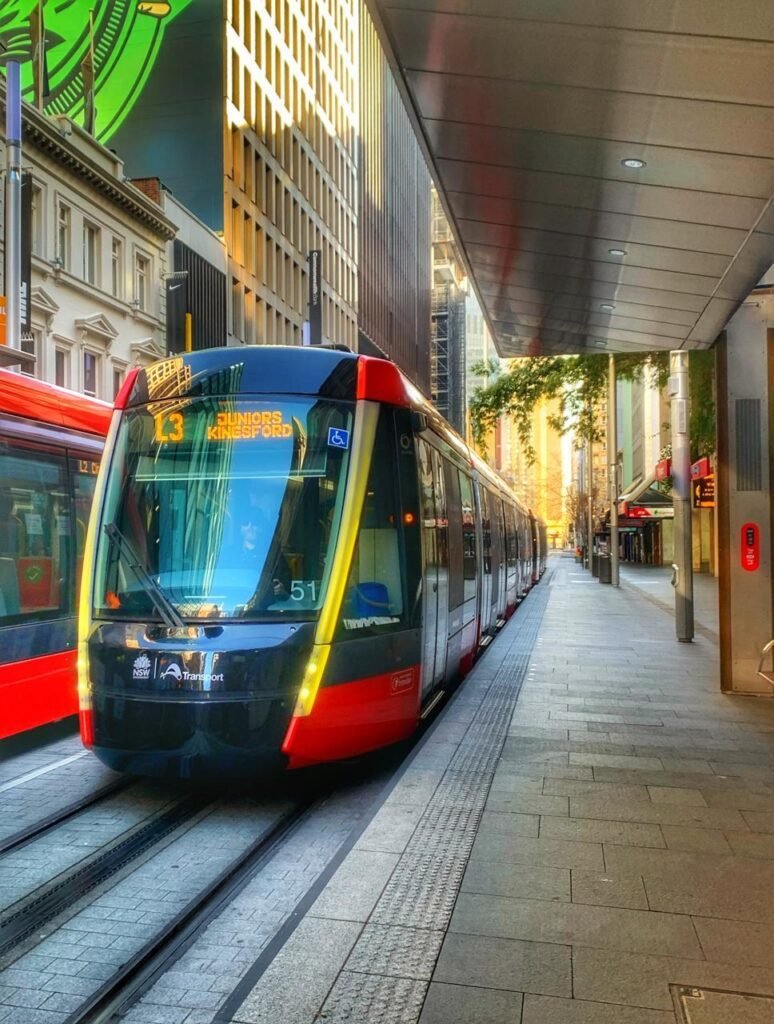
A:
[757, 638, 774, 689]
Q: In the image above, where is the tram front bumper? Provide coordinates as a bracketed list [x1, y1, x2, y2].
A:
[90, 692, 295, 778]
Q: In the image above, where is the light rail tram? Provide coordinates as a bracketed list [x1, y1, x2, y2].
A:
[79, 347, 546, 776]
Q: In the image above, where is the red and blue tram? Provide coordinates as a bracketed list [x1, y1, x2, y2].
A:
[0, 369, 111, 739]
[78, 347, 545, 776]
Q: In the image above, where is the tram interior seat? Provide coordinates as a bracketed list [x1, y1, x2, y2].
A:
[353, 581, 390, 616]
[0, 557, 20, 616]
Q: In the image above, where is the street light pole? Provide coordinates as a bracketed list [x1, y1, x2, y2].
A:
[608, 354, 619, 585]
[4, 58, 22, 351]
[670, 351, 694, 641]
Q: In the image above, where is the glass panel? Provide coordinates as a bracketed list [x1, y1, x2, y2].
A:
[71, 456, 100, 610]
[0, 445, 69, 624]
[84, 353, 97, 397]
[339, 409, 405, 635]
[458, 471, 477, 601]
[94, 396, 353, 621]
[55, 350, 67, 388]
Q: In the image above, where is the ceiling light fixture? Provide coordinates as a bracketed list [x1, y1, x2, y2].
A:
[600, 303, 615, 311]
[621, 158, 646, 169]
[608, 248, 627, 257]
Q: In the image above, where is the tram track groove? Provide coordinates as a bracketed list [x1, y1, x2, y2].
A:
[61, 795, 321, 1024]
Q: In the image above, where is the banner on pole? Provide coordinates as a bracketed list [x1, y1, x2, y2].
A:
[308, 250, 322, 345]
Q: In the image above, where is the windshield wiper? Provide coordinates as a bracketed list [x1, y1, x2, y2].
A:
[103, 523, 186, 629]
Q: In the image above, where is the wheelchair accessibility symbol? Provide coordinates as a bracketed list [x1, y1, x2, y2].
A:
[327, 427, 350, 450]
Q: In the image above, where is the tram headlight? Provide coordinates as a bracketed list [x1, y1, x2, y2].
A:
[291, 645, 331, 717]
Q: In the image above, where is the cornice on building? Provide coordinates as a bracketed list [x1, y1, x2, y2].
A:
[0, 83, 176, 243]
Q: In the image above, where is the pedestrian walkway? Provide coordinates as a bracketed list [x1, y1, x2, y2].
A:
[227, 552, 774, 1024]
[619, 562, 719, 640]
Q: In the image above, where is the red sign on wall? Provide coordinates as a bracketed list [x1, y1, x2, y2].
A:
[691, 456, 712, 480]
[741, 522, 760, 572]
[655, 458, 671, 481]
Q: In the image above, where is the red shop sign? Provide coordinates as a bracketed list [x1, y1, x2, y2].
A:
[691, 456, 712, 480]
[741, 522, 760, 572]
[655, 458, 671, 481]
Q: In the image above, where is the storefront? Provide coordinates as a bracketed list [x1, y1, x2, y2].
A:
[615, 471, 674, 566]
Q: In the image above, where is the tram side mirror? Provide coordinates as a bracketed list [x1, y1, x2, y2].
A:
[410, 410, 428, 433]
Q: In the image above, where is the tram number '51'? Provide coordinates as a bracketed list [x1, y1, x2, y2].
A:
[291, 580, 317, 602]
[155, 412, 184, 444]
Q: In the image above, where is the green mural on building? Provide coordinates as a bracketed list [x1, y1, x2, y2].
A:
[0, 1, 195, 143]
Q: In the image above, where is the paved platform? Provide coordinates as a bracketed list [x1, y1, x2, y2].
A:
[619, 562, 719, 641]
[223, 552, 774, 1024]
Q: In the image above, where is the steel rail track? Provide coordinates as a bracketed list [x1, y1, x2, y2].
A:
[62, 796, 319, 1024]
[0, 796, 206, 959]
[0, 776, 134, 856]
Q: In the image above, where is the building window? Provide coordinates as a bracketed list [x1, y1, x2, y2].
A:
[31, 184, 43, 257]
[111, 238, 122, 298]
[56, 202, 71, 270]
[83, 221, 99, 285]
[134, 253, 150, 311]
[83, 351, 98, 397]
[55, 349, 68, 388]
[112, 367, 123, 398]
[20, 332, 36, 377]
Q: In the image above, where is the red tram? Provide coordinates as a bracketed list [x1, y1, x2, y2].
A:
[79, 347, 545, 776]
[0, 369, 111, 739]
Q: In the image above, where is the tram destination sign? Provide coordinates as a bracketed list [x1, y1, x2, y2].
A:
[693, 474, 715, 509]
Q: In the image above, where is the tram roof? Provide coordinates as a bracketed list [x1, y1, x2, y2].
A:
[369, 0, 774, 357]
[0, 367, 111, 436]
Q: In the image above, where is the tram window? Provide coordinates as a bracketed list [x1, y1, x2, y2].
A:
[444, 461, 463, 612]
[505, 503, 517, 575]
[339, 409, 406, 634]
[458, 471, 477, 601]
[0, 444, 70, 623]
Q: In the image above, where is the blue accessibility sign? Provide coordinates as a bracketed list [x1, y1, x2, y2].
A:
[328, 427, 350, 450]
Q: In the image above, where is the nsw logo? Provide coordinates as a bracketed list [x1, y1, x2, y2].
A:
[132, 654, 152, 680]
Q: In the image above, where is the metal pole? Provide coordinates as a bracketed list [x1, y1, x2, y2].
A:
[5, 59, 22, 350]
[587, 437, 594, 572]
[608, 354, 619, 585]
[670, 350, 694, 641]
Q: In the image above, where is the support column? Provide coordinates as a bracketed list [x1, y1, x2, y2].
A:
[717, 299, 774, 693]
[670, 351, 694, 642]
[587, 438, 594, 572]
[608, 354, 619, 586]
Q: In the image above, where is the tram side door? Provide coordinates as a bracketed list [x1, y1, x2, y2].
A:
[417, 440, 449, 696]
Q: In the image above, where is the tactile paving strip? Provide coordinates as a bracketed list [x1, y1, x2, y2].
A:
[318, 573, 553, 1022]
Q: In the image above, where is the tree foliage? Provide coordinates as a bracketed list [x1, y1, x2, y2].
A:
[470, 352, 671, 465]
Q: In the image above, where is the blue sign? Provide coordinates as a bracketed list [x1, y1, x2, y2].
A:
[328, 427, 350, 450]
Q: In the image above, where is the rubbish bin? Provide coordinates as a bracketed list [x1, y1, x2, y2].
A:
[598, 554, 612, 584]
[591, 554, 600, 577]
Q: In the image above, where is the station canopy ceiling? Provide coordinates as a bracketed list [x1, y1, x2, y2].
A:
[370, 0, 774, 357]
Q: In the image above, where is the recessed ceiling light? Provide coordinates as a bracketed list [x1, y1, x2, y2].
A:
[621, 158, 646, 169]
[600, 303, 615, 311]
[608, 248, 627, 257]
[593, 339, 608, 348]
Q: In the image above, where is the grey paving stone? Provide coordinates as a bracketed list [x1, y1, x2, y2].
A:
[647, 786, 708, 806]
[540, 815, 665, 848]
[521, 993, 676, 1023]
[461, 859, 570, 902]
[419, 982, 524, 1024]
[318, 971, 427, 1024]
[725, 831, 774, 858]
[449, 892, 704, 959]
[485, 792, 569, 816]
[568, 795, 748, 831]
[469, 832, 605, 871]
[433, 932, 571, 997]
[309, 849, 399, 922]
[572, 946, 774, 1012]
[232, 917, 360, 1024]
[660, 824, 733, 854]
[693, 917, 774, 967]
[478, 810, 540, 837]
[354, 803, 425, 853]
[571, 870, 649, 910]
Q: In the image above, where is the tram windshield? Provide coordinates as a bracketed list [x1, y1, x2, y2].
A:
[93, 396, 353, 621]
